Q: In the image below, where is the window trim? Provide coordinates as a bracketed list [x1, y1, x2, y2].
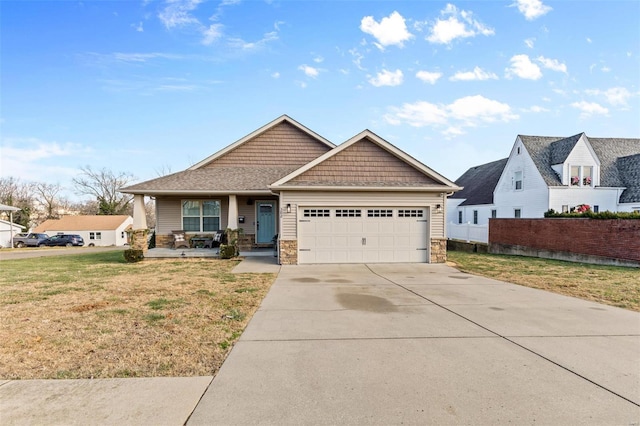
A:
[514, 171, 523, 191]
[181, 199, 221, 233]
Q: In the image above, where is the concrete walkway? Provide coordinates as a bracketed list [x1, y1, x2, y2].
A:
[1, 263, 639, 425]
[188, 263, 640, 425]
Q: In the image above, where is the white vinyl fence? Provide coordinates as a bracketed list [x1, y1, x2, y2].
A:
[447, 222, 488, 244]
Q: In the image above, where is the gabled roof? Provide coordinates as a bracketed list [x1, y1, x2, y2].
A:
[34, 215, 132, 232]
[189, 115, 335, 170]
[450, 158, 508, 206]
[271, 130, 460, 191]
[616, 153, 640, 203]
[0, 219, 25, 230]
[549, 133, 583, 165]
[121, 115, 335, 195]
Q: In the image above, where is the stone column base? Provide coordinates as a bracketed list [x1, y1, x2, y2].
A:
[430, 238, 447, 263]
[129, 229, 149, 253]
[279, 240, 298, 265]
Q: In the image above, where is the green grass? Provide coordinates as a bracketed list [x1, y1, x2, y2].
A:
[447, 251, 640, 311]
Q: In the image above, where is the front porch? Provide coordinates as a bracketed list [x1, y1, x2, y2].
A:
[145, 247, 275, 259]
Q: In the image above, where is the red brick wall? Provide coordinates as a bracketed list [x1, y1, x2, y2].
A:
[489, 219, 640, 262]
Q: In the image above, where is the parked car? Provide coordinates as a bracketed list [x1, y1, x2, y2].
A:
[38, 234, 85, 247]
[13, 233, 50, 248]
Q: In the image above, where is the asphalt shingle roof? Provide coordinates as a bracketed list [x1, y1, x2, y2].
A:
[616, 153, 640, 203]
[121, 166, 298, 193]
[451, 158, 508, 206]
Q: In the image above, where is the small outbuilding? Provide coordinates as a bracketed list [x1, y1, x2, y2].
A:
[0, 219, 25, 248]
[34, 215, 133, 247]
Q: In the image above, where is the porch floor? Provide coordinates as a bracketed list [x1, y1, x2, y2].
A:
[145, 247, 275, 259]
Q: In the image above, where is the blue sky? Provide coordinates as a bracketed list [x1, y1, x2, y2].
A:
[1, 0, 639, 201]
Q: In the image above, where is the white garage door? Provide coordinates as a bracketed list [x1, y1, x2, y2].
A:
[298, 207, 429, 264]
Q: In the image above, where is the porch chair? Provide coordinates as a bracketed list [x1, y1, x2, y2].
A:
[204, 230, 225, 249]
[171, 230, 189, 249]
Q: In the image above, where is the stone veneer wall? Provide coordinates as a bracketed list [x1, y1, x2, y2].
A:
[430, 238, 447, 263]
[279, 240, 298, 265]
[130, 229, 149, 253]
[156, 234, 172, 248]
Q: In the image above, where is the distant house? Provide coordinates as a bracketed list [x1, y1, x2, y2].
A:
[447, 133, 640, 239]
[0, 219, 26, 248]
[34, 215, 133, 246]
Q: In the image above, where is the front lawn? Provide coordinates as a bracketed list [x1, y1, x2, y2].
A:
[447, 251, 640, 311]
[0, 252, 275, 379]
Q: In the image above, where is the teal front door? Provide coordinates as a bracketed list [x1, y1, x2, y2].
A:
[256, 201, 276, 244]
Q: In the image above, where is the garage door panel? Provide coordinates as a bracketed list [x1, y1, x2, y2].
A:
[299, 207, 428, 264]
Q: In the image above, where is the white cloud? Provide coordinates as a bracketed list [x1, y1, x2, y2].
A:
[109, 52, 184, 63]
[0, 138, 91, 183]
[526, 105, 550, 113]
[601, 66, 611, 72]
[349, 48, 366, 71]
[228, 31, 278, 51]
[524, 37, 535, 48]
[426, 4, 494, 45]
[450, 66, 498, 81]
[536, 56, 567, 73]
[416, 70, 442, 84]
[158, 0, 202, 29]
[202, 24, 223, 45]
[271, 72, 280, 79]
[384, 95, 518, 136]
[571, 101, 609, 118]
[505, 54, 542, 80]
[585, 87, 632, 107]
[586, 37, 592, 43]
[360, 11, 413, 50]
[513, 0, 552, 20]
[360, 11, 413, 49]
[132, 22, 144, 32]
[369, 69, 404, 87]
[298, 64, 320, 78]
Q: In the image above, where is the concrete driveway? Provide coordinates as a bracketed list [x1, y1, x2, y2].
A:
[189, 263, 640, 425]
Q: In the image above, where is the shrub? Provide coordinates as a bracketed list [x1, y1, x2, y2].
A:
[544, 209, 640, 219]
[218, 244, 237, 259]
[123, 249, 144, 263]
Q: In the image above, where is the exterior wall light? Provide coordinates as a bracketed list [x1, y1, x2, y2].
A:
[286, 203, 291, 214]
[435, 204, 443, 214]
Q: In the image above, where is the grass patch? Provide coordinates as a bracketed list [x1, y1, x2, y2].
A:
[0, 253, 276, 379]
[447, 251, 640, 311]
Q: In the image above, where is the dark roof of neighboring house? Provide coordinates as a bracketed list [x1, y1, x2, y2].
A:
[450, 158, 508, 206]
[519, 134, 640, 195]
[616, 153, 640, 203]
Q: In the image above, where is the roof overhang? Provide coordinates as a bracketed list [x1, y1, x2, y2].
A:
[121, 189, 273, 196]
[269, 185, 462, 192]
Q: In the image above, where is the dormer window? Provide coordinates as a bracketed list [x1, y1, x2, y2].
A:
[570, 165, 594, 187]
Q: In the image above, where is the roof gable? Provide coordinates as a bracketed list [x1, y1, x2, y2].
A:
[34, 215, 132, 232]
[549, 133, 583, 165]
[271, 130, 460, 190]
[451, 158, 508, 206]
[190, 115, 334, 170]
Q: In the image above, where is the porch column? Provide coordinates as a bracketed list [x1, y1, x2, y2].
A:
[132, 194, 148, 230]
[227, 195, 238, 229]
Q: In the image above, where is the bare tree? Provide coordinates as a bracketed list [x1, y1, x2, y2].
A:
[34, 182, 62, 219]
[72, 166, 135, 215]
[0, 177, 35, 228]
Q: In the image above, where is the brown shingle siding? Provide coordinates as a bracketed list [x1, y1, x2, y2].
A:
[205, 122, 331, 168]
[290, 138, 440, 185]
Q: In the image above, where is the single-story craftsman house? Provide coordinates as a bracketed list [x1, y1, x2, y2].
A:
[35, 215, 133, 246]
[121, 115, 461, 264]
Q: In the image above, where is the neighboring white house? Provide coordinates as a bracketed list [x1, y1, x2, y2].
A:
[0, 219, 25, 248]
[34, 215, 133, 246]
[447, 133, 640, 242]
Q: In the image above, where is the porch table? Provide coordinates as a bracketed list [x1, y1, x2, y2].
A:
[189, 237, 214, 249]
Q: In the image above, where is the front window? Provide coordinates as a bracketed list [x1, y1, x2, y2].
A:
[182, 200, 221, 232]
[570, 165, 594, 187]
[491, 210, 497, 219]
[458, 211, 463, 224]
[473, 210, 478, 224]
[570, 166, 580, 186]
[514, 208, 522, 218]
